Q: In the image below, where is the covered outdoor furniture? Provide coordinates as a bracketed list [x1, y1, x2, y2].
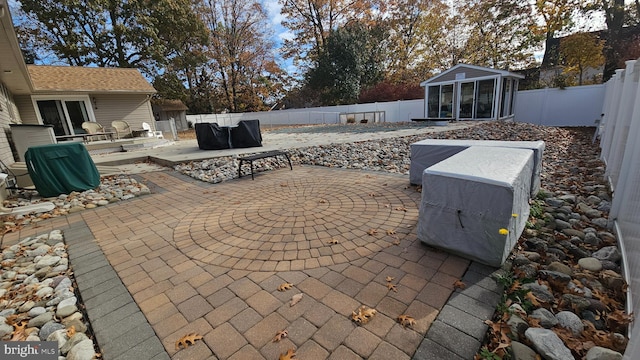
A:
[409, 139, 544, 196]
[25, 142, 100, 197]
[195, 123, 231, 150]
[231, 120, 262, 148]
[111, 120, 133, 139]
[195, 120, 263, 150]
[417, 146, 533, 267]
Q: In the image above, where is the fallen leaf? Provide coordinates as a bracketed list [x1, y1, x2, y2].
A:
[368, 192, 377, 197]
[327, 238, 339, 245]
[351, 305, 377, 325]
[277, 283, 293, 292]
[66, 325, 76, 338]
[280, 183, 288, 187]
[386, 229, 396, 235]
[453, 280, 466, 290]
[392, 238, 401, 246]
[175, 333, 203, 350]
[525, 291, 541, 307]
[290, 293, 303, 307]
[10, 321, 28, 341]
[273, 329, 288, 342]
[397, 314, 416, 328]
[279, 348, 296, 360]
[367, 229, 378, 236]
[395, 206, 407, 212]
[386, 283, 398, 292]
[318, 199, 327, 204]
[385, 276, 395, 282]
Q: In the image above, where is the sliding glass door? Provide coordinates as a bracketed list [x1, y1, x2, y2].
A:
[34, 97, 95, 136]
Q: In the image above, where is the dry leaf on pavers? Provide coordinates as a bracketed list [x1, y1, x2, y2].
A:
[175, 333, 203, 350]
[327, 238, 339, 245]
[392, 238, 401, 246]
[279, 348, 296, 360]
[397, 315, 416, 329]
[351, 305, 377, 325]
[416, 186, 422, 193]
[384, 204, 390, 208]
[386, 283, 398, 292]
[318, 199, 327, 204]
[273, 329, 288, 342]
[453, 280, 466, 290]
[385, 276, 395, 282]
[368, 192, 377, 197]
[280, 183, 288, 187]
[290, 293, 303, 306]
[367, 229, 378, 236]
[278, 283, 293, 291]
[395, 206, 407, 212]
[386, 229, 396, 235]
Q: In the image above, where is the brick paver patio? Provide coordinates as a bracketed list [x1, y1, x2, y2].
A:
[2, 166, 500, 359]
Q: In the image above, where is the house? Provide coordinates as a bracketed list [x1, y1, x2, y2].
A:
[420, 64, 524, 121]
[151, 99, 189, 131]
[0, 3, 156, 168]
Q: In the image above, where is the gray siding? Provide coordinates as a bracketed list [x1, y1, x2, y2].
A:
[428, 67, 498, 84]
[92, 94, 154, 130]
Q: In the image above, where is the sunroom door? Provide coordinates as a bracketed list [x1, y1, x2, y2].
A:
[459, 82, 475, 119]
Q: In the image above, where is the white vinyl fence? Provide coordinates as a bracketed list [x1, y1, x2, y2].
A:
[514, 84, 606, 126]
[187, 100, 424, 127]
[599, 59, 640, 360]
[187, 87, 605, 128]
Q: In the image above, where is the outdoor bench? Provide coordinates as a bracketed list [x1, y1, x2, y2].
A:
[238, 150, 292, 180]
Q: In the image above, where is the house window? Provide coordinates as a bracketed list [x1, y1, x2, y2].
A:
[427, 84, 454, 119]
[427, 86, 439, 118]
[33, 96, 95, 136]
[500, 79, 514, 117]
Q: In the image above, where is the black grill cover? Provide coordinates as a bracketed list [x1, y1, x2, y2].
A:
[195, 123, 230, 150]
[231, 120, 262, 148]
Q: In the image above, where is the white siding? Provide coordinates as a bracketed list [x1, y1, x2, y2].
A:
[14, 95, 38, 124]
[0, 83, 23, 165]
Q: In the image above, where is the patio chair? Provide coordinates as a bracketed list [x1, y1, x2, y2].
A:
[81, 121, 109, 141]
[142, 122, 164, 139]
[111, 120, 132, 139]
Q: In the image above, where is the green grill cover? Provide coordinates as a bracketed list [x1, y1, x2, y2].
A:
[25, 142, 100, 197]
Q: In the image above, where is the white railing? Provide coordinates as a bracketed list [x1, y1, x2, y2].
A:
[599, 58, 640, 360]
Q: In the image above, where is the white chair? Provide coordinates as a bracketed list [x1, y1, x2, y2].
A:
[142, 122, 164, 139]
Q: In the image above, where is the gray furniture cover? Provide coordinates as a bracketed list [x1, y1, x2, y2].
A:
[409, 139, 545, 196]
[417, 146, 534, 267]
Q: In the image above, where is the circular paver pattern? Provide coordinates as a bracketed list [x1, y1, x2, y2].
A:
[172, 167, 419, 270]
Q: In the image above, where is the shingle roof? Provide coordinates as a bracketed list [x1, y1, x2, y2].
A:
[27, 65, 156, 93]
[151, 99, 189, 111]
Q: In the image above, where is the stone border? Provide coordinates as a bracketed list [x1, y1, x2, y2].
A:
[64, 220, 169, 360]
[413, 262, 504, 359]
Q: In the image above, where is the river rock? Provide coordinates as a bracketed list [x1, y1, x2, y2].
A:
[585, 346, 622, 360]
[57, 305, 78, 318]
[67, 339, 95, 360]
[28, 312, 53, 328]
[556, 311, 583, 335]
[39, 321, 65, 340]
[522, 283, 555, 303]
[531, 308, 558, 328]
[561, 294, 591, 312]
[511, 341, 538, 360]
[525, 328, 574, 360]
[578, 257, 603, 272]
[547, 261, 572, 276]
[61, 332, 89, 355]
[592, 246, 621, 262]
